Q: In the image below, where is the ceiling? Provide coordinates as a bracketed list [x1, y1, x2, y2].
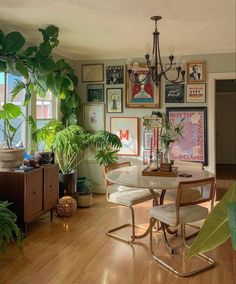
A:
[0, 0, 235, 61]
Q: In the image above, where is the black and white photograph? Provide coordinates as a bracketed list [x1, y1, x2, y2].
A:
[187, 61, 206, 83]
[87, 84, 104, 102]
[165, 84, 184, 103]
[106, 66, 124, 84]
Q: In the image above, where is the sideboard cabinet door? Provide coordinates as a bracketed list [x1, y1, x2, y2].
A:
[43, 165, 59, 211]
[25, 168, 43, 220]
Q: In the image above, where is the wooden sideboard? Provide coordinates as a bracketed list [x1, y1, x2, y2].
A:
[0, 165, 59, 233]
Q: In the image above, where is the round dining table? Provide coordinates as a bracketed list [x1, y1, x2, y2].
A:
[105, 164, 215, 190]
[105, 164, 215, 240]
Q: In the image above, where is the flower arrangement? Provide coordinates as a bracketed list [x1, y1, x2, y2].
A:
[143, 111, 184, 163]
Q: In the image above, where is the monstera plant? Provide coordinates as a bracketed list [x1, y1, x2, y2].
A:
[0, 25, 80, 126]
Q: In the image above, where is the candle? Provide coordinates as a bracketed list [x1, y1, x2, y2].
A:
[150, 137, 153, 157]
[156, 127, 159, 151]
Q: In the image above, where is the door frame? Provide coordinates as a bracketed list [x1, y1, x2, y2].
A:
[208, 72, 236, 174]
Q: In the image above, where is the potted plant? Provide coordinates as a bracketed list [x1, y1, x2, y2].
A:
[29, 117, 64, 165]
[0, 103, 25, 170]
[0, 201, 22, 253]
[52, 125, 121, 197]
[76, 177, 93, 207]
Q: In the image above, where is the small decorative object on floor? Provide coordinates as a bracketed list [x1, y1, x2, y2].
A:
[55, 196, 77, 217]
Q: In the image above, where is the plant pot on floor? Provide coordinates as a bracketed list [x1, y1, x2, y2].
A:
[76, 177, 93, 207]
[0, 148, 24, 171]
[59, 170, 77, 197]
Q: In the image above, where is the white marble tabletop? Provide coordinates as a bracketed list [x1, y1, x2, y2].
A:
[105, 165, 215, 190]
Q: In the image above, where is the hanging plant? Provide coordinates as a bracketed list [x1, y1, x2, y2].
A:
[0, 25, 80, 126]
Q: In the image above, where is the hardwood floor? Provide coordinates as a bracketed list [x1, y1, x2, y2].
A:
[0, 195, 235, 284]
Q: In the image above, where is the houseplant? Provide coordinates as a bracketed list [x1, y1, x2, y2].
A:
[0, 25, 80, 126]
[0, 103, 25, 170]
[0, 201, 22, 253]
[52, 125, 121, 197]
[187, 182, 236, 258]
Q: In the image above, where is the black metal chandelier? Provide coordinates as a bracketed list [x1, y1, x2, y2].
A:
[127, 16, 185, 87]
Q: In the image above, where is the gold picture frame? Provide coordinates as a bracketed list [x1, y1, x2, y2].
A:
[187, 61, 206, 83]
[126, 64, 160, 108]
[82, 64, 104, 82]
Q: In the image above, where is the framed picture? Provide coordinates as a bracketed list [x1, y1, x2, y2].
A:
[84, 103, 105, 131]
[186, 84, 206, 103]
[187, 61, 206, 83]
[106, 88, 123, 113]
[106, 66, 124, 84]
[82, 64, 104, 82]
[143, 131, 153, 150]
[143, 150, 150, 165]
[126, 64, 160, 108]
[165, 83, 185, 103]
[166, 107, 208, 164]
[87, 84, 104, 102]
[110, 117, 139, 156]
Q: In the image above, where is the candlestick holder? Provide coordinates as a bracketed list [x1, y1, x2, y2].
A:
[156, 150, 161, 169]
[149, 155, 153, 164]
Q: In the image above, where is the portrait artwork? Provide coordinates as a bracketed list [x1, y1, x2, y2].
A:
[187, 61, 206, 83]
[106, 88, 123, 113]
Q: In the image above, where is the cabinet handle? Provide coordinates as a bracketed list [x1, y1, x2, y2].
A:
[49, 184, 53, 188]
[33, 191, 36, 194]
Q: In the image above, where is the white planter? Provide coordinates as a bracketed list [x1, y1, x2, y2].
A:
[77, 194, 93, 207]
[0, 148, 24, 171]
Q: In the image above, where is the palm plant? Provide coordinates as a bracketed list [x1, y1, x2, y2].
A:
[0, 201, 22, 253]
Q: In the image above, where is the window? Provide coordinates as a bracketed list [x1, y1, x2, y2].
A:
[0, 72, 26, 147]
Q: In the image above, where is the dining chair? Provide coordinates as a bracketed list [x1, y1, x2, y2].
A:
[149, 177, 216, 277]
[163, 160, 204, 239]
[104, 162, 154, 243]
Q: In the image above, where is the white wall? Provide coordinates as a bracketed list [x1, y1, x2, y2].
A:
[74, 53, 236, 192]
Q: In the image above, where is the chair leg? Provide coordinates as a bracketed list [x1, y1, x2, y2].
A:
[150, 218, 215, 277]
[106, 204, 147, 244]
[161, 223, 174, 254]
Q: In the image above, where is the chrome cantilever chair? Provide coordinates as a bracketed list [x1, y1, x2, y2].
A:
[104, 162, 154, 243]
[149, 177, 216, 277]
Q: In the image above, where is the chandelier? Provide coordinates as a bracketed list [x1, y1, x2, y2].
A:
[127, 16, 185, 87]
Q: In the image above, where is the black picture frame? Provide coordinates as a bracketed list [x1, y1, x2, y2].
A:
[87, 84, 104, 102]
[165, 83, 185, 103]
[106, 65, 124, 84]
[166, 107, 208, 165]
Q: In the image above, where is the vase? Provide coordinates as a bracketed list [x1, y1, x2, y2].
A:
[163, 144, 171, 164]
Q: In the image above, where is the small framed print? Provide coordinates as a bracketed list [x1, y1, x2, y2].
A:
[165, 84, 185, 103]
[106, 88, 123, 113]
[106, 66, 124, 84]
[82, 64, 104, 82]
[187, 61, 206, 83]
[126, 64, 160, 108]
[84, 103, 105, 131]
[143, 131, 152, 150]
[187, 84, 206, 103]
[110, 117, 139, 156]
[143, 150, 150, 165]
[87, 84, 104, 102]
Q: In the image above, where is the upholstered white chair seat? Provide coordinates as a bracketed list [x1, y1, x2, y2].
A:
[149, 203, 208, 227]
[109, 189, 153, 206]
[107, 184, 137, 193]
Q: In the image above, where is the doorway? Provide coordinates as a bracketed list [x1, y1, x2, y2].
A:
[215, 79, 236, 199]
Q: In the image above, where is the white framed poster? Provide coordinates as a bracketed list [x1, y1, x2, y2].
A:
[84, 103, 105, 131]
[110, 117, 139, 156]
[187, 84, 206, 103]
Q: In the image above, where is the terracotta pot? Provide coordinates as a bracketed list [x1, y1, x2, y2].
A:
[0, 148, 24, 171]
